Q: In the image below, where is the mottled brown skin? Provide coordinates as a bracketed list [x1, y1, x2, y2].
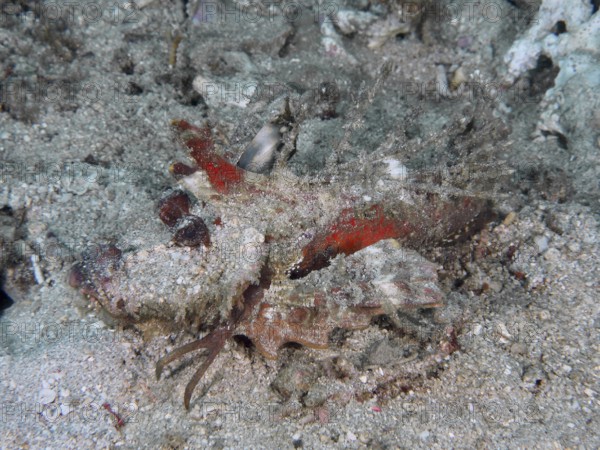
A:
[70, 119, 496, 409]
[157, 190, 192, 228]
[69, 245, 123, 301]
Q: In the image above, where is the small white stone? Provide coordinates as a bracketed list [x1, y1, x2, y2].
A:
[60, 403, 71, 416]
[497, 323, 511, 339]
[534, 236, 548, 253]
[359, 375, 368, 383]
[383, 158, 407, 180]
[38, 388, 56, 405]
[419, 431, 430, 441]
[543, 248, 561, 262]
[346, 431, 357, 442]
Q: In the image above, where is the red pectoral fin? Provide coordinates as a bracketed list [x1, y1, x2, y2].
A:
[326, 205, 404, 255]
[289, 205, 410, 279]
[171, 119, 245, 194]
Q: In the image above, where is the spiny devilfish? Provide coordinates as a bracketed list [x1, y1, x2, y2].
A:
[69, 119, 492, 409]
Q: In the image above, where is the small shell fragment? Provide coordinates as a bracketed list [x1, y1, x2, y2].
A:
[38, 388, 56, 405]
[450, 67, 467, 91]
[503, 211, 517, 226]
[237, 124, 281, 174]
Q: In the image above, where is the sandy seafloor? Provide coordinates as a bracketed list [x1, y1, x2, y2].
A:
[0, 0, 599, 448]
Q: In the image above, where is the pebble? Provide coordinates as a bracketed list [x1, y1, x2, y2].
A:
[543, 248, 561, 262]
[346, 431, 357, 442]
[502, 211, 517, 226]
[535, 236, 549, 253]
[538, 310, 551, 321]
[291, 433, 302, 448]
[488, 280, 503, 293]
[584, 388, 595, 397]
[60, 403, 71, 416]
[419, 431, 430, 441]
[335, 10, 377, 35]
[450, 67, 467, 90]
[496, 323, 511, 339]
[510, 342, 527, 356]
[38, 388, 57, 405]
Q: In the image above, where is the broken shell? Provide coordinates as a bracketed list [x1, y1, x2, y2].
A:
[236, 124, 281, 174]
[450, 67, 467, 91]
[38, 388, 56, 405]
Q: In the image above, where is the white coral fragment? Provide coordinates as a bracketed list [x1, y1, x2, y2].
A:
[503, 0, 594, 84]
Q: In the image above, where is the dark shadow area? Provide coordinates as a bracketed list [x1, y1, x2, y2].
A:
[0, 283, 15, 315]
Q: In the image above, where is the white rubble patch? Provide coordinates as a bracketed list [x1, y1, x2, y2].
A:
[320, 21, 358, 64]
[503, 0, 594, 84]
[382, 158, 408, 181]
[335, 10, 378, 35]
[193, 74, 257, 109]
[502, 0, 600, 200]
